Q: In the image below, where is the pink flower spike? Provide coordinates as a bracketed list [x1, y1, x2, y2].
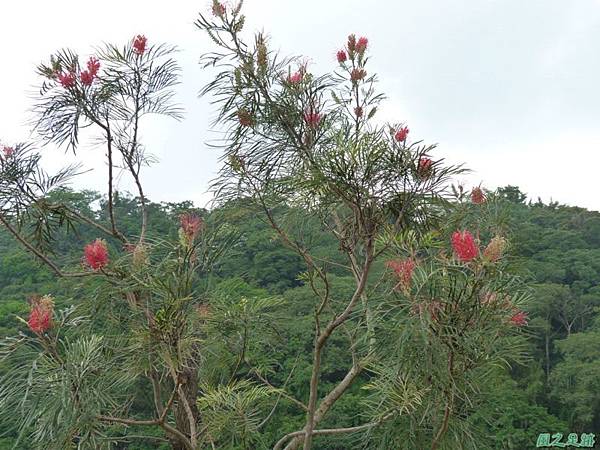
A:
[27, 296, 54, 334]
[212, 1, 226, 17]
[2, 146, 14, 159]
[386, 258, 416, 291]
[58, 71, 76, 88]
[80, 70, 94, 86]
[451, 230, 479, 262]
[356, 36, 368, 55]
[417, 157, 433, 178]
[133, 35, 147, 55]
[510, 310, 528, 327]
[336, 50, 347, 63]
[180, 213, 204, 241]
[87, 57, 100, 76]
[471, 186, 486, 204]
[395, 126, 409, 142]
[84, 239, 109, 270]
[288, 71, 303, 84]
[304, 110, 321, 128]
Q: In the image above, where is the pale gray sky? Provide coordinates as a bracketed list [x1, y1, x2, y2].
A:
[1, 0, 600, 210]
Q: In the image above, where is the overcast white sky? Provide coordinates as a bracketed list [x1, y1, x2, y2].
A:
[1, 0, 600, 210]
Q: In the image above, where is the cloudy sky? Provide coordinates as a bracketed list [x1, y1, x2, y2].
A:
[1, 0, 599, 210]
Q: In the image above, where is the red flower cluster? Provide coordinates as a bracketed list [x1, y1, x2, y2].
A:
[288, 71, 303, 84]
[510, 310, 528, 327]
[395, 126, 409, 142]
[451, 230, 478, 262]
[84, 239, 109, 270]
[356, 37, 368, 55]
[304, 110, 321, 128]
[133, 35, 147, 55]
[238, 109, 253, 127]
[2, 146, 14, 159]
[386, 258, 416, 291]
[212, 1, 226, 17]
[471, 186, 486, 204]
[58, 71, 76, 88]
[354, 106, 363, 118]
[417, 157, 433, 178]
[180, 213, 204, 242]
[350, 68, 366, 82]
[80, 56, 101, 86]
[27, 295, 54, 334]
[336, 50, 347, 63]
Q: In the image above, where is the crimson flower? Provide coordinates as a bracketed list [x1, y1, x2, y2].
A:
[84, 239, 109, 270]
[80, 70, 94, 86]
[237, 109, 253, 127]
[58, 71, 76, 88]
[27, 296, 54, 334]
[350, 68, 366, 82]
[133, 35, 147, 55]
[347, 34, 357, 52]
[304, 110, 321, 128]
[288, 71, 303, 84]
[471, 186, 486, 204]
[2, 146, 14, 159]
[336, 50, 347, 63]
[395, 126, 409, 142]
[87, 57, 100, 76]
[356, 36, 368, 55]
[212, 1, 226, 17]
[386, 258, 416, 291]
[354, 106, 363, 118]
[451, 230, 478, 262]
[180, 213, 204, 241]
[417, 157, 433, 178]
[510, 310, 528, 327]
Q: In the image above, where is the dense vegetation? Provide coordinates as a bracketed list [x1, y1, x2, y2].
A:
[1, 186, 599, 449]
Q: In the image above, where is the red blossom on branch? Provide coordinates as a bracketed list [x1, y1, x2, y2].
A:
[356, 36, 368, 55]
[350, 68, 366, 82]
[180, 213, 204, 242]
[2, 146, 14, 159]
[386, 258, 416, 291]
[417, 157, 433, 178]
[304, 110, 321, 128]
[471, 186, 486, 204]
[80, 70, 94, 86]
[27, 296, 54, 334]
[451, 230, 479, 262]
[336, 50, 347, 63]
[354, 106, 363, 118]
[133, 35, 147, 55]
[58, 71, 76, 88]
[237, 109, 253, 127]
[84, 239, 109, 270]
[212, 1, 226, 17]
[395, 126, 409, 142]
[347, 34, 357, 53]
[87, 57, 100, 76]
[510, 310, 528, 327]
[288, 71, 303, 84]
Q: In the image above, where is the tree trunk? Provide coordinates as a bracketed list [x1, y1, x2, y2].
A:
[170, 367, 200, 450]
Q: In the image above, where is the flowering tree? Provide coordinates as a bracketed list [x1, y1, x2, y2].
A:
[0, 35, 279, 450]
[196, 2, 528, 449]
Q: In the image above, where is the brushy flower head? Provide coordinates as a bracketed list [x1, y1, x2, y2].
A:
[354, 106, 363, 118]
[212, 1, 226, 17]
[2, 146, 14, 159]
[84, 239, 109, 270]
[336, 50, 347, 63]
[471, 186, 486, 204]
[237, 109, 253, 127]
[288, 71, 303, 84]
[386, 258, 416, 291]
[133, 35, 147, 55]
[356, 36, 368, 55]
[483, 236, 507, 262]
[395, 126, 409, 142]
[510, 310, 528, 327]
[87, 57, 100, 76]
[350, 68, 366, 82]
[27, 295, 54, 334]
[180, 213, 204, 242]
[304, 110, 321, 128]
[451, 230, 478, 262]
[58, 71, 76, 88]
[347, 34, 357, 53]
[80, 70, 94, 86]
[417, 157, 433, 179]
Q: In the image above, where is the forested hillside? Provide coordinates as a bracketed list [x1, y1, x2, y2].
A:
[1, 186, 599, 449]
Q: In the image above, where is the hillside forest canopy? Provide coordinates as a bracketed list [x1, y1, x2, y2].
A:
[1, 2, 599, 450]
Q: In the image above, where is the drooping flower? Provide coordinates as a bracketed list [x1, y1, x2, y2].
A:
[288, 71, 303, 84]
[356, 36, 368, 55]
[180, 213, 204, 242]
[483, 236, 507, 262]
[451, 230, 478, 262]
[471, 186, 486, 204]
[237, 109, 253, 127]
[212, 1, 226, 17]
[350, 68, 367, 82]
[336, 50, 347, 63]
[417, 157, 433, 178]
[354, 106, 363, 118]
[87, 57, 100, 77]
[27, 295, 54, 334]
[386, 258, 416, 291]
[58, 71, 76, 88]
[395, 126, 409, 142]
[84, 239, 109, 270]
[304, 110, 321, 128]
[133, 35, 147, 55]
[80, 70, 94, 86]
[510, 310, 528, 327]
